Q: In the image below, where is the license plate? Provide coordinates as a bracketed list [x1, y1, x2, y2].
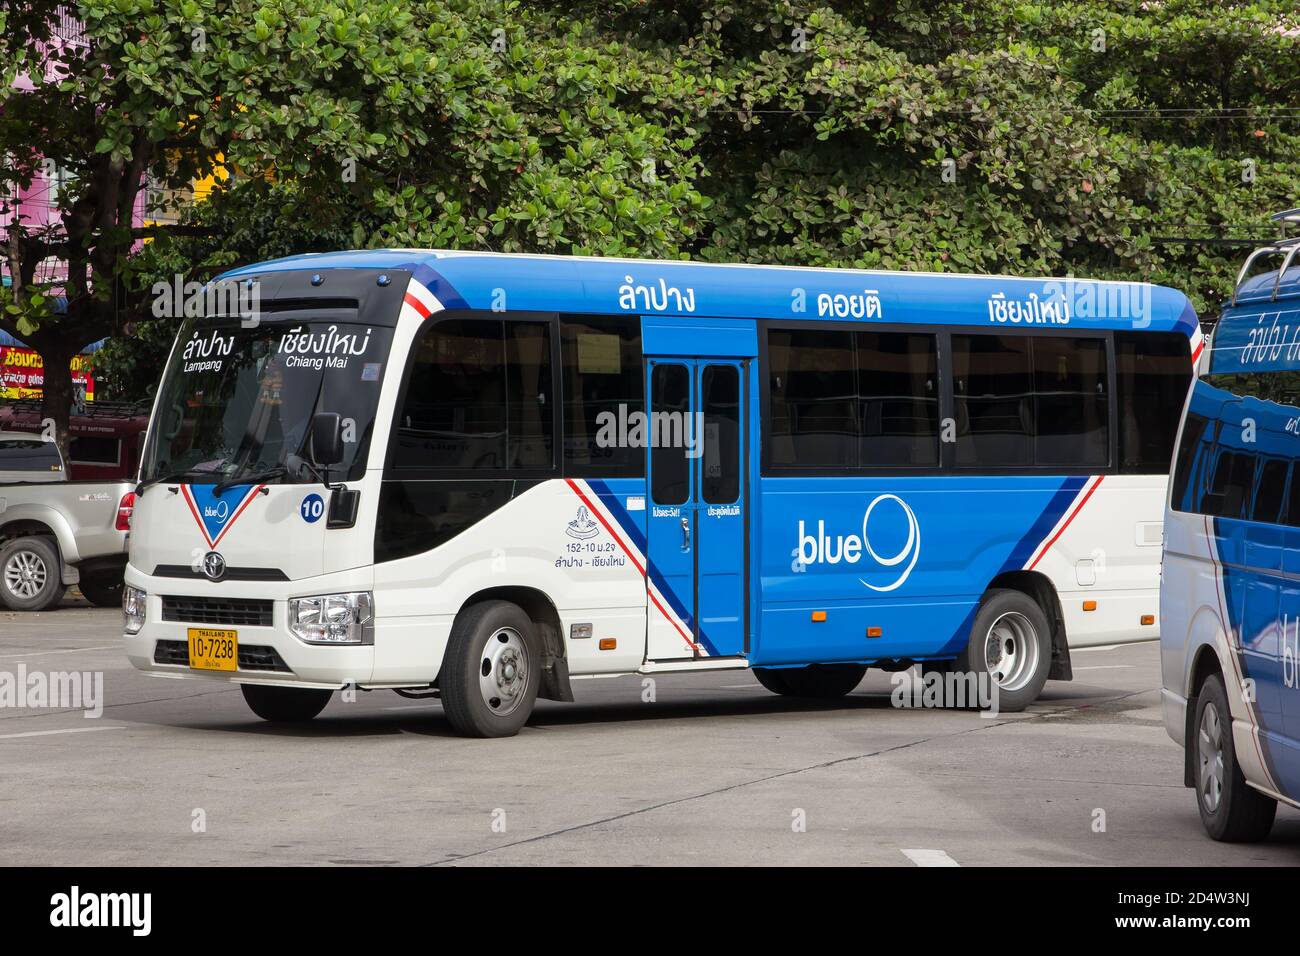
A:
[187, 628, 238, 672]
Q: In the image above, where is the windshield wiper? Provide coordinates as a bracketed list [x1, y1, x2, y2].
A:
[135, 468, 225, 496]
[213, 463, 288, 496]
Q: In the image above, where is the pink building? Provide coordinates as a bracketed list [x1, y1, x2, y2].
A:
[3, 6, 148, 290]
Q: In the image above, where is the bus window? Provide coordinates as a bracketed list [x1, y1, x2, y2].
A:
[856, 330, 938, 467]
[650, 363, 690, 505]
[953, 334, 1034, 467]
[700, 364, 740, 504]
[1170, 412, 1209, 512]
[1205, 449, 1256, 520]
[1252, 458, 1289, 524]
[560, 316, 643, 477]
[1115, 331, 1192, 474]
[394, 318, 553, 473]
[767, 328, 857, 469]
[1032, 336, 1108, 468]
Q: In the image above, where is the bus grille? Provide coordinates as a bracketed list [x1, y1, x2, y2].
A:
[160, 595, 274, 627]
[153, 639, 291, 673]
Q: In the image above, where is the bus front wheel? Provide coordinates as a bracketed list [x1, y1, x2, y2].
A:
[440, 600, 541, 738]
[240, 684, 333, 723]
[958, 589, 1052, 712]
[752, 664, 866, 699]
[1193, 672, 1276, 842]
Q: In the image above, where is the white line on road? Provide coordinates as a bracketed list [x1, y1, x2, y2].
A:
[0, 644, 120, 660]
[901, 848, 960, 867]
[0, 726, 124, 740]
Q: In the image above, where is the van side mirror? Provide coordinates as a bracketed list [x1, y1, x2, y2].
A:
[309, 412, 343, 466]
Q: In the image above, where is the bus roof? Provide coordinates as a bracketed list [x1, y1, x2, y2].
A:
[216, 249, 1198, 335]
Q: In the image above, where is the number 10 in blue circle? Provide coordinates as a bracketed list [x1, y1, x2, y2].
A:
[301, 493, 325, 523]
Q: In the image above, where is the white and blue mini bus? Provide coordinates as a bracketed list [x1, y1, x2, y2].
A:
[1162, 209, 1300, 840]
[124, 251, 1197, 735]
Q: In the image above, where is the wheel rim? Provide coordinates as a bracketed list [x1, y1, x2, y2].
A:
[3, 550, 48, 600]
[1198, 700, 1226, 814]
[983, 611, 1040, 693]
[479, 627, 529, 717]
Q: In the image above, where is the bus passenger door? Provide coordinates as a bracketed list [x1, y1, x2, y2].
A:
[645, 358, 748, 661]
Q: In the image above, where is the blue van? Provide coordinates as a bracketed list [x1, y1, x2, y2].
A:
[1162, 208, 1300, 840]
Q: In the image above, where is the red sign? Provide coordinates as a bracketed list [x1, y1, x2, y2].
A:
[0, 345, 96, 401]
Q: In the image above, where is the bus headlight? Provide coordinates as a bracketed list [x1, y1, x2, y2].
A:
[123, 586, 147, 634]
[289, 592, 374, 645]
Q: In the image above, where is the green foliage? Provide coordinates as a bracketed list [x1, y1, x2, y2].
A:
[7, 0, 1299, 403]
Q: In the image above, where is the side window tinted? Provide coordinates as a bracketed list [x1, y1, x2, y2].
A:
[952, 334, 1033, 467]
[1170, 412, 1209, 513]
[701, 364, 740, 503]
[1253, 459, 1288, 524]
[1033, 336, 1108, 468]
[856, 331, 939, 466]
[560, 316, 644, 477]
[767, 328, 857, 469]
[650, 364, 690, 505]
[394, 318, 553, 472]
[1115, 332, 1192, 474]
[766, 328, 939, 471]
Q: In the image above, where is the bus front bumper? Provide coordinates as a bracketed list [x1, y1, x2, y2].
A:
[122, 573, 381, 689]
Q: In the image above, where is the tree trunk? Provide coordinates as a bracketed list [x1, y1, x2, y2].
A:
[38, 342, 76, 465]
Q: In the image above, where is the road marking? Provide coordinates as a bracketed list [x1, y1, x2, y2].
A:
[0, 726, 123, 740]
[901, 848, 960, 867]
[1075, 665, 1134, 671]
[0, 644, 119, 660]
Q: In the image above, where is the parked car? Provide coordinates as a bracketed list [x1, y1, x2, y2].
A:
[0, 430, 134, 610]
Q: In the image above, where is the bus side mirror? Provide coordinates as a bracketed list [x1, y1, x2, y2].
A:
[310, 412, 343, 466]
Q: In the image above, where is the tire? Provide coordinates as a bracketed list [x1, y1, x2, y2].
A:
[0, 536, 67, 611]
[78, 571, 124, 608]
[956, 588, 1052, 712]
[1193, 672, 1277, 842]
[752, 667, 792, 695]
[440, 600, 541, 738]
[752, 664, 866, 699]
[240, 684, 333, 723]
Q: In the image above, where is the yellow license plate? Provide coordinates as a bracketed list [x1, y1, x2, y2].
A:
[187, 628, 238, 672]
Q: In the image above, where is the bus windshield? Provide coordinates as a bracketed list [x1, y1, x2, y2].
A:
[142, 319, 393, 484]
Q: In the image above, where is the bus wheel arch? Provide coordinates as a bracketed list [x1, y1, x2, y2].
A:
[454, 587, 572, 703]
[987, 570, 1071, 682]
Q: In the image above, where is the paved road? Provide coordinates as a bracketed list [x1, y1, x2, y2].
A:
[2, 602, 1299, 866]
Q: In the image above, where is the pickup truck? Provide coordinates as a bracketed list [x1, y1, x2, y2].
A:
[0, 430, 134, 611]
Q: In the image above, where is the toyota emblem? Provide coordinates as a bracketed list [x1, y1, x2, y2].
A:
[202, 551, 227, 582]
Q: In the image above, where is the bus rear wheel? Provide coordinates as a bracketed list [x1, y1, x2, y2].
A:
[957, 589, 1052, 712]
[1193, 672, 1276, 842]
[240, 684, 333, 723]
[440, 600, 541, 738]
[752, 664, 866, 699]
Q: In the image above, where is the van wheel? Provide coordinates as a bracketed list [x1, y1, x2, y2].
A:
[78, 572, 124, 608]
[440, 600, 541, 737]
[240, 684, 333, 723]
[957, 589, 1051, 712]
[752, 664, 866, 699]
[1193, 673, 1277, 842]
[0, 536, 66, 611]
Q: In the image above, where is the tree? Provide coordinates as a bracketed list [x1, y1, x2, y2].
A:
[1, 0, 441, 453]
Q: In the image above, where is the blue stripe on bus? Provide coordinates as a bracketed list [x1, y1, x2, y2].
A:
[410, 263, 470, 312]
[587, 478, 722, 658]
